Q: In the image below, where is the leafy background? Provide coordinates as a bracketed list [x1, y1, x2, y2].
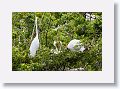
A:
[12, 12, 102, 71]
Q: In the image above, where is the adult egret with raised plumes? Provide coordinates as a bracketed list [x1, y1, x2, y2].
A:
[29, 17, 39, 57]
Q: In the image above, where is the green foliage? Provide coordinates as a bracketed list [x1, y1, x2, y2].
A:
[12, 12, 102, 71]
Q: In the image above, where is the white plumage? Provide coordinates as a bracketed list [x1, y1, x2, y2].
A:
[67, 39, 85, 52]
[50, 49, 60, 54]
[53, 41, 62, 50]
[79, 46, 85, 52]
[29, 17, 39, 57]
[51, 41, 62, 54]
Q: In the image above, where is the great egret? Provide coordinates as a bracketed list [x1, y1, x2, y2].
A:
[29, 17, 39, 57]
[67, 39, 85, 52]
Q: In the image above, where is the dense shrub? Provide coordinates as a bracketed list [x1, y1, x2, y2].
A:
[12, 12, 102, 71]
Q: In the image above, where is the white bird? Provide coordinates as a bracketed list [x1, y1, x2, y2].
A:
[29, 17, 39, 57]
[53, 41, 62, 50]
[50, 49, 60, 54]
[51, 40, 62, 54]
[67, 39, 85, 52]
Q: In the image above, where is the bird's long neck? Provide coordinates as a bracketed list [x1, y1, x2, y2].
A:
[35, 17, 38, 38]
[55, 46, 58, 51]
